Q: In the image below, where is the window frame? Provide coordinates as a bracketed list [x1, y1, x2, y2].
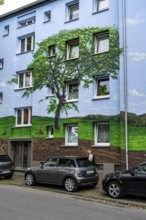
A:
[18, 71, 33, 89]
[66, 81, 79, 102]
[94, 75, 110, 99]
[18, 16, 35, 28]
[16, 108, 32, 127]
[65, 124, 78, 146]
[20, 34, 35, 53]
[0, 93, 3, 103]
[94, 0, 109, 13]
[48, 45, 56, 57]
[3, 25, 9, 36]
[94, 31, 109, 54]
[0, 59, 4, 69]
[94, 122, 110, 147]
[47, 126, 54, 138]
[68, 3, 79, 21]
[44, 11, 51, 22]
[66, 39, 79, 60]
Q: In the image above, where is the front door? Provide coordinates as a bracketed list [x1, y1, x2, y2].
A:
[11, 141, 31, 169]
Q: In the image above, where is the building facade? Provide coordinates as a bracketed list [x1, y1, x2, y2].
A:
[0, 0, 146, 175]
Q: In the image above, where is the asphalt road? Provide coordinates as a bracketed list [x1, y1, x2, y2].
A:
[0, 185, 146, 220]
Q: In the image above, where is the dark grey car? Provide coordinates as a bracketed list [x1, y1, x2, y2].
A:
[0, 154, 14, 179]
[25, 156, 99, 192]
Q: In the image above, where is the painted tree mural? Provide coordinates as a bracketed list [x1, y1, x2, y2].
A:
[10, 26, 122, 130]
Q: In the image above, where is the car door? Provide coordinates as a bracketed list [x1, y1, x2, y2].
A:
[35, 158, 59, 184]
[121, 165, 146, 195]
[57, 159, 76, 185]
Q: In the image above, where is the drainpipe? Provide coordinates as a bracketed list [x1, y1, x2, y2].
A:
[122, 0, 128, 170]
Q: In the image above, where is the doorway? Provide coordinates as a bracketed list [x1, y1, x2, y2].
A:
[11, 141, 31, 169]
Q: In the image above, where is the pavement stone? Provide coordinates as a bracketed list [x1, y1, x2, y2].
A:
[1, 172, 146, 209]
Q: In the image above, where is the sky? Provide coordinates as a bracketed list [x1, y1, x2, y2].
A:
[0, 0, 37, 15]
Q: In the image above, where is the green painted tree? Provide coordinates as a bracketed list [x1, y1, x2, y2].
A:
[0, 0, 4, 5]
[10, 26, 123, 130]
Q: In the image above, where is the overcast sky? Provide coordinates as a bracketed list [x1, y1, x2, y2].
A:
[0, 0, 37, 15]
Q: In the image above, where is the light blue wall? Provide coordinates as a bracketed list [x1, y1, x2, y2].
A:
[2, 0, 139, 120]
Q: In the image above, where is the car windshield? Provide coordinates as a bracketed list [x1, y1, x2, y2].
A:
[0, 155, 11, 162]
[76, 158, 93, 167]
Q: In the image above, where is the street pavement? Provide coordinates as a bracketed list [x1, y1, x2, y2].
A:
[1, 172, 146, 209]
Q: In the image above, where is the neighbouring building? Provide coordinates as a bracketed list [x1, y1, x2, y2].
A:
[0, 0, 146, 175]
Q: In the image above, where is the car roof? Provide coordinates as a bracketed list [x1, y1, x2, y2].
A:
[45, 156, 88, 160]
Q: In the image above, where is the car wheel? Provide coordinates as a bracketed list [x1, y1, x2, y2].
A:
[107, 181, 122, 198]
[64, 177, 77, 192]
[25, 173, 36, 186]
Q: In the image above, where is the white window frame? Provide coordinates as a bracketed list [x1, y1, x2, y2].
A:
[65, 124, 78, 146]
[16, 108, 32, 127]
[18, 71, 33, 89]
[94, 122, 110, 147]
[94, 31, 109, 54]
[66, 82, 79, 102]
[66, 39, 79, 60]
[48, 45, 55, 57]
[94, 76, 110, 99]
[19, 17, 35, 27]
[50, 87, 55, 96]
[94, 0, 109, 12]
[4, 25, 9, 36]
[20, 35, 35, 53]
[68, 3, 79, 21]
[47, 126, 54, 138]
[0, 59, 4, 69]
[44, 11, 51, 22]
[0, 93, 3, 103]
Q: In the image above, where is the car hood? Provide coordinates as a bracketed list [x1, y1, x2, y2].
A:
[104, 171, 122, 178]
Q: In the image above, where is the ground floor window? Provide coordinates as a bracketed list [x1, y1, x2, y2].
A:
[65, 124, 78, 146]
[95, 122, 110, 146]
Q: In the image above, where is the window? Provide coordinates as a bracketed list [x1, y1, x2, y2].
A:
[94, 31, 109, 54]
[66, 39, 79, 60]
[0, 59, 4, 69]
[50, 87, 55, 96]
[19, 16, 35, 27]
[95, 0, 109, 12]
[20, 34, 35, 53]
[59, 159, 75, 167]
[68, 3, 79, 21]
[16, 108, 31, 126]
[47, 126, 54, 138]
[44, 11, 51, 22]
[95, 123, 110, 146]
[4, 25, 9, 36]
[18, 71, 33, 88]
[65, 124, 78, 145]
[0, 93, 3, 103]
[66, 82, 78, 101]
[95, 76, 109, 98]
[48, 45, 55, 57]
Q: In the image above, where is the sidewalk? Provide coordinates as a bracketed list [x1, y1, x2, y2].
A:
[1, 172, 146, 209]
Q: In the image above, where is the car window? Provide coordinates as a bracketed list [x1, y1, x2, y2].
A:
[59, 159, 75, 168]
[0, 155, 11, 162]
[43, 158, 58, 167]
[76, 158, 92, 167]
[138, 164, 146, 173]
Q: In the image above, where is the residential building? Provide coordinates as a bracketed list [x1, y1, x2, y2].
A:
[0, 0, 146, 175]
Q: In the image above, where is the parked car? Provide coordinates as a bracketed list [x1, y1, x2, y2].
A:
[0, 154, 14, 179]
[102, 162, 146, 198]
[25, 156, 99, 192]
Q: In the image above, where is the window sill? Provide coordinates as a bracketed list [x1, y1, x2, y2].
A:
[64, 57, 79, 62]
[92, 95, 110, 100]
[66, 99, 78, 103]
[64, 18, 79, 24]
[3, 34, 9, 37]
[16, 50, 34, 55]
[43, 20, 51, 24]
[12, 124, 32, 128]
[61, 144, 78, 147]
[14, 87, 33, 91]
[92, 143, 110, 147]
[92, 8, 109, 15]
[17, 23, 35, 29]
[45, 137, 54, 139]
